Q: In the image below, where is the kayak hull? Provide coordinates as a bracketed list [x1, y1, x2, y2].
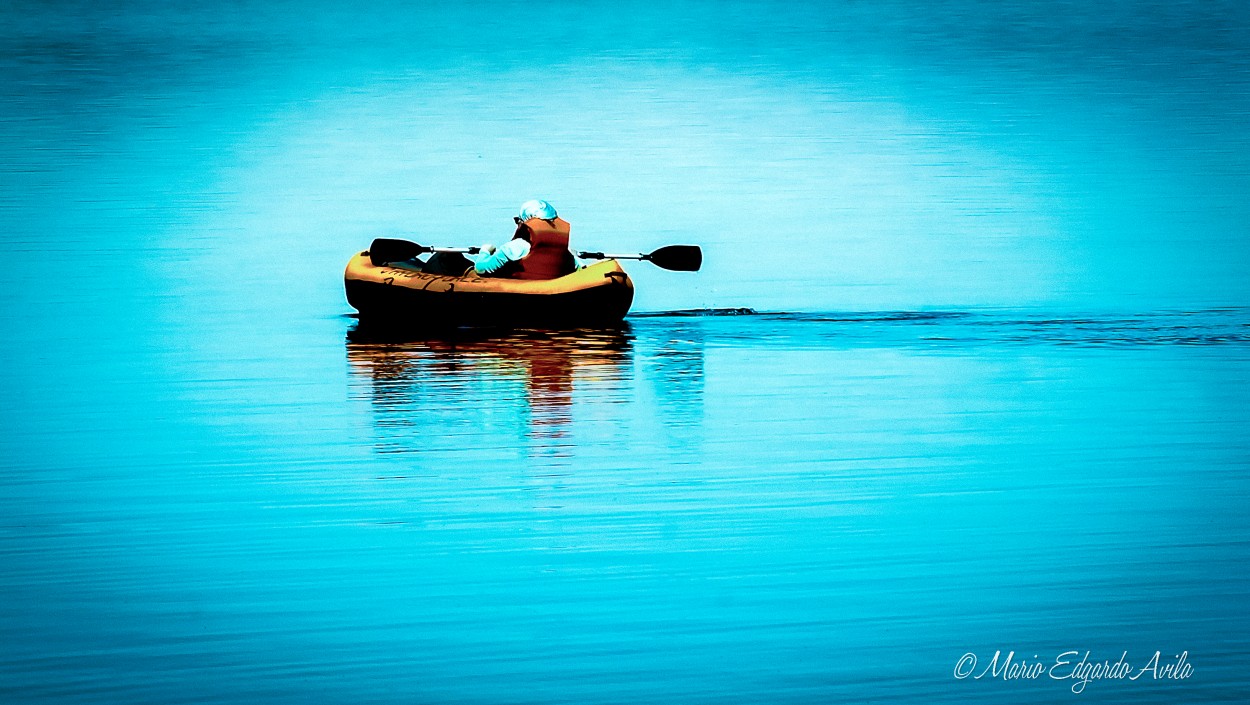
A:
[344, 252, 634, 328]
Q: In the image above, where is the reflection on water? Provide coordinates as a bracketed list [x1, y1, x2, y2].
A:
[346, 323, 706, 463]
[347, 326, 634, 457]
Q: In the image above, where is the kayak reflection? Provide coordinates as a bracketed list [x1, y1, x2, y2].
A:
[347, 325, 632, 460]
[346, 320, 707, 463]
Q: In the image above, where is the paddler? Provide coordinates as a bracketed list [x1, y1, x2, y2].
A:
[470, 199, 577, 279]
[419, 199, 575, 279]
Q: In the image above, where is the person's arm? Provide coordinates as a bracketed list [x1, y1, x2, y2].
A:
[472, 238, 531, 274]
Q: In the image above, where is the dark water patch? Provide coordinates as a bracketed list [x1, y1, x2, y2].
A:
[632, 308, 759, 317]
[632, 309, 1250, 350]
[967, 309, 1250, 348]
[767, 311, 975, 323]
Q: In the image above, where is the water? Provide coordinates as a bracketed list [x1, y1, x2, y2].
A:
[3, 2, 1250, 703]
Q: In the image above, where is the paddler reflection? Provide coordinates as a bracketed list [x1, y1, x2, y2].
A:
[346, 326, 635, 458]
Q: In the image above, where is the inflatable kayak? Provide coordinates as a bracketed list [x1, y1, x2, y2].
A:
[344, 250, 634, 328]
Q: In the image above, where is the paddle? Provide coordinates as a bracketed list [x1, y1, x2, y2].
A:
[369, 238, 702, 272]
[368, 239, 482, 267]
[577, 245, 702, 272]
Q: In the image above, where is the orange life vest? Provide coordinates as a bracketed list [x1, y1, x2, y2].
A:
[512, 217, 575, 280]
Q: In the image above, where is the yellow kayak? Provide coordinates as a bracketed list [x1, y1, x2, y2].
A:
[343, 251, 634, 327]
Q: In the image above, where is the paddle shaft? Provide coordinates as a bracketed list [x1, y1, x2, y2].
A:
[434, 248, 663, 264]
[397, 246, 649, 260]
[370, 239, 701, 272]
[578, 252, 648, 260]
[437, 248, 645, 260]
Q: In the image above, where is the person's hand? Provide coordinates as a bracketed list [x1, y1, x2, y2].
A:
[479, 243, 496, 255]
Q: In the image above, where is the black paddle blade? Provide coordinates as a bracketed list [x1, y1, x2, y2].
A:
[647, 245, 702, 272]
[369, 238, 429, 267]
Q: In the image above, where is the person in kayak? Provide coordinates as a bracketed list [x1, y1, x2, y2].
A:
[470, 199, 577, 279]
[419, 199, 576, 278]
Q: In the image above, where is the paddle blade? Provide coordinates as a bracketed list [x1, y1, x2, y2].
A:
[369, 238, 429, 267]
[647, 245, 702, 272]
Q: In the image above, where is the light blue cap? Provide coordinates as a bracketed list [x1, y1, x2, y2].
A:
[518, 199, 558, 221]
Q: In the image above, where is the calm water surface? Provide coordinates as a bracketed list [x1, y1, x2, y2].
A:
[3, 1, 1250, 703]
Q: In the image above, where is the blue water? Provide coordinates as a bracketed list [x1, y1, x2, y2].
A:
[3, 1, 1250, 703]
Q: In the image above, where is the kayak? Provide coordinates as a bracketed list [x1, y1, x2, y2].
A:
[343, 250, 634, 327]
